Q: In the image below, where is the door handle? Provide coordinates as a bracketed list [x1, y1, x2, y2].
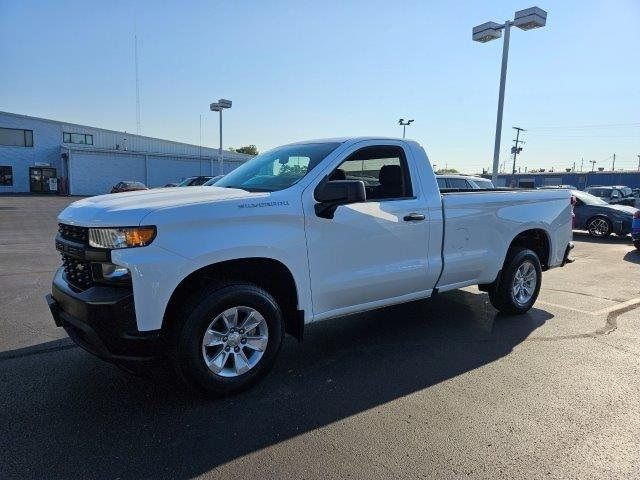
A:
[403, 213, 425, 222]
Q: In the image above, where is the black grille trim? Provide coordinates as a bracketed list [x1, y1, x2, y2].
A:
[58, 223, 89, 244]
[61, 254, 94, 291]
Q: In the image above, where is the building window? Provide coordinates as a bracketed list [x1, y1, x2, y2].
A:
[0, 127, 33, 147]
[63, 132, 93, 145]
[0, 166, 13, 186]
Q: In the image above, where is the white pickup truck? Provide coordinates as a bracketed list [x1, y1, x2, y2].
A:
[47, 137, 573, 395]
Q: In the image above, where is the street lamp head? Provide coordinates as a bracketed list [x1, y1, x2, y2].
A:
[210, 99, 232, 111]
[513, 7, 547, 30]
[408, 119, 414, 124]
[399, 118, 404, 124]
[472, 21, 503, 42]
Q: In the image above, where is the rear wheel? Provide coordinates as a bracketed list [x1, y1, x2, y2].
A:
[170, 283, 284, 397]
[488, 248, 542, 315]
[587, 217, 611, 238]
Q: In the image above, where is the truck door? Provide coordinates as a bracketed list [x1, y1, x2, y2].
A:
[302, 143, 433, 319]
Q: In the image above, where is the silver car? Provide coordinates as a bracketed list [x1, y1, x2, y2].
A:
[436, 174, 495, 190]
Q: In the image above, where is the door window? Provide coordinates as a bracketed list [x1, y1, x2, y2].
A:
[330, 145, 412, 200]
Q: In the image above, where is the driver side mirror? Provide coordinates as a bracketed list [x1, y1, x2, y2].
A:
[314, 180, 366, 218]
[611, 192, 620, 199]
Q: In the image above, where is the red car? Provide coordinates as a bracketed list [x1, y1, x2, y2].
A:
[110, 181, 148, 193]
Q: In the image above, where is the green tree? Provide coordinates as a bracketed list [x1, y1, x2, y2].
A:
[435, 168, 459, 174]
[233, 145, 259, 155]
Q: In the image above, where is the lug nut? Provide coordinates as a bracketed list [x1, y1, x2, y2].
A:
[239, 329, 245, 334]
[225, 346, 230, 352]
[241, 338, 247, 344]
[223, 336, 228, 342]
[234, 346, 240, 352]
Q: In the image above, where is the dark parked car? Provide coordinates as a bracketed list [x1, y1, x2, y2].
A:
[571, 190, 638, 238]
[110, 181, 148, 193]
[585, 186, 636, 206]
[177, 175, 214, 186]
[202, 175, 225, 186]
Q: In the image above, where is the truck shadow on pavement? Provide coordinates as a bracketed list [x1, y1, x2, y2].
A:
[1, 289, 552, 479]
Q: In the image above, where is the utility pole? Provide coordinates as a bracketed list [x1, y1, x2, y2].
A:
[511, 126, 525, 174]
[611, 153, 616, 171]
[572, 161, 575, 172]
[637, 154, 640, 171]
[580, 157, 584, 172]
[589, 160, 597, 172]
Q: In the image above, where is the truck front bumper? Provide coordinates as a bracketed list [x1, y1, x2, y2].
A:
[47, 268, 162, 364]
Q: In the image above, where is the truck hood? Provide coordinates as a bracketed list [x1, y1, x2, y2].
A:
[58, 187, 265, 227]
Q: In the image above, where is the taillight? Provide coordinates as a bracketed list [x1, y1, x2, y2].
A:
[570, 195, 577, 206]
[634, 210, 640, 219]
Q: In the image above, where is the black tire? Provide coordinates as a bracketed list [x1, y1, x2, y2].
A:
[586, 216, 612, 238]
[170, 283, 284, 397]
[634, 240, 640, 251]
[488, 248, 542, 315]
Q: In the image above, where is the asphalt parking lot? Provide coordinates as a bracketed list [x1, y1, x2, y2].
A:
[1, 195, 639, 480]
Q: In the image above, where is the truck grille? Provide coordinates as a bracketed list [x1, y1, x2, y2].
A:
[61, 254, 94, 290]
[58, 223, 88, 244]
[58, 223, 93, 290]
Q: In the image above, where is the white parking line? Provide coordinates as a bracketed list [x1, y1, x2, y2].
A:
[537, 297, 640, 316]
[593, 297, 640, 316]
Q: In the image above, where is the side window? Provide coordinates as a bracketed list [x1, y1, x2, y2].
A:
[436, 177, 447, 189]
[446, 177, 469, 189]
[331, 145, 412, 201]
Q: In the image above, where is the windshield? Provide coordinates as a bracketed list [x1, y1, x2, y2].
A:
[215, 142, 342, 192]
[470, 179, 494, 189]
[177, 177, 196, 187]
[621, 187, 633, 197]
[572, 190, 608, 206]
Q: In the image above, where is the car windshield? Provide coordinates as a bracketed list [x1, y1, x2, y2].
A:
[215, 142, 342, 192]
[203, 175, 225, 186]
[471, 179, 494, 189]
[572, 190, 608, 206]
[177, 177, 196, 187]
[621, 187, 633, 197]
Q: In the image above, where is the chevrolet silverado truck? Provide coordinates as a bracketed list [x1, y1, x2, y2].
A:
[47, 137, 573, 396]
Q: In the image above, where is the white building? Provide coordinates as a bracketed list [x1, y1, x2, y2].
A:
[0, 111, 252, 195]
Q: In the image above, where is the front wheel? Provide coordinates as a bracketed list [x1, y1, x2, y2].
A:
[488, 248, 542, 315]
[171, 283, 284, 397]
[587, 217, 612, 238]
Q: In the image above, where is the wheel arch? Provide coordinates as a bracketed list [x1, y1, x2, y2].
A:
[506, 228, 551, 270]
[163, 257, 304, 341]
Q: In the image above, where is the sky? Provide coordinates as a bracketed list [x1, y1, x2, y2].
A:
[1, 0, 639, 173]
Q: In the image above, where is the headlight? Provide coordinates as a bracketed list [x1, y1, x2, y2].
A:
[89, 226, 156, 249]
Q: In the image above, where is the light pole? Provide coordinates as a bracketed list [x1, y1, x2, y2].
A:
[398, 118, 414, 138]
[210, 98, 232, 175]
[473, 7, 547, 184]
